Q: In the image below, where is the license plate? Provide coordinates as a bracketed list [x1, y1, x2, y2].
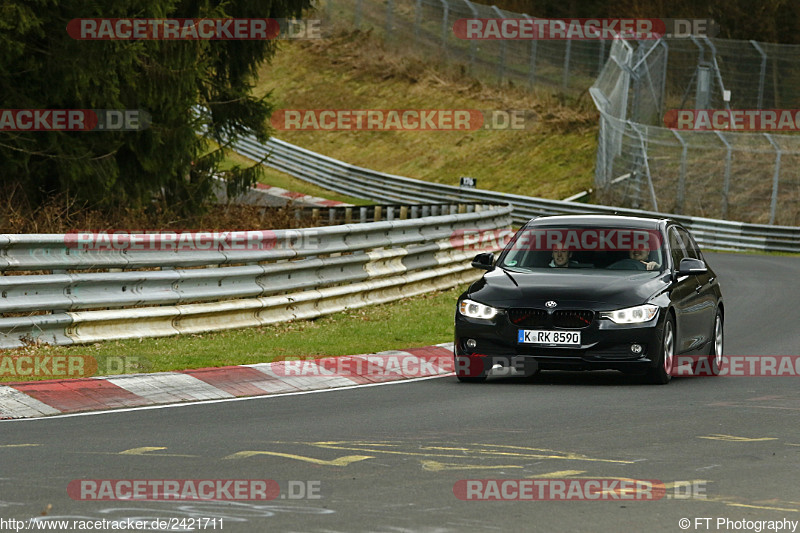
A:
[518, 330, 581, 345]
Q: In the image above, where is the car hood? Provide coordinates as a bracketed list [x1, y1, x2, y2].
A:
[468, 268, 668, 309]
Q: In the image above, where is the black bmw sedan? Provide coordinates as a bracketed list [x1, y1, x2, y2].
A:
[454, 215, 724, 384]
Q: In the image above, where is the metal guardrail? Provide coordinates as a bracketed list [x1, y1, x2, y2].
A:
[0, 204, 513, 348]
[234, 135, 800, 253]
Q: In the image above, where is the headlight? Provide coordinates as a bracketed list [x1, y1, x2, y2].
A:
[600, 304, 658, 324]
[458, 299, 499, 320]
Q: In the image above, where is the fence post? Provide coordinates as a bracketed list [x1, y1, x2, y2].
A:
[354, 0, 362, 28]
[490, 6, 507, 83]
[598, 38, 606, 75]
[463, 0, 479, 71]
[764, 134, 781, 225]
[385, 0, 394, 41]
[671, 130, 688, 215]
[713, 131, 732, 220]
[630, 122, 659, 212]
[750, 40, 767, 109]
[562, 39, 572, 89]
[523, 14, 537, 87]
[414, 0, 422, 42]
[440, 0, 449, 52]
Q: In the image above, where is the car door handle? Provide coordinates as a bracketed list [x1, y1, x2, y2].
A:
[695, 285, 702, 293]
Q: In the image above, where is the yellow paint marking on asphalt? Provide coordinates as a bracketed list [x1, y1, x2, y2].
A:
[117, 447, 198, 457]
[0, 444, 40, 448]
[421, 460, 523, 471]
[223, 451, 373, 466]
[304, 441, 632, 464]
[699, 434, 778, 442]
[725, 502, 798, 512]
[527, 470, 587, 478]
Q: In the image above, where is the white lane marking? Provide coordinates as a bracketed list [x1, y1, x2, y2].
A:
[0, 374, 454, 422]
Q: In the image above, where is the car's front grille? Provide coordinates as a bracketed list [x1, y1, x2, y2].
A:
[507, 309, 548, 328]
[507, 308, 594, 329]
[553, 310, 594, 329]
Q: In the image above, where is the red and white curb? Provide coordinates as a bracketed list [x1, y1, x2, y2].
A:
[252, 182, 351, 207]
[0, 344, 454, 419]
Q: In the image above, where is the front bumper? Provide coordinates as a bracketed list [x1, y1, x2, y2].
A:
[454, 310, 666, 376]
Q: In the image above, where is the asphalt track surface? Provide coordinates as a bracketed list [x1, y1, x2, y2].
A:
[2, 252, 800, 533]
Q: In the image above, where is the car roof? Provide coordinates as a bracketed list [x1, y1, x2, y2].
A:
[525, 214, 669, 230]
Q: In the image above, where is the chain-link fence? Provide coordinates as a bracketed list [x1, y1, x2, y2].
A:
[323, 0, 610, 92]
[591, 37, 800, 226]
[320, 1, 800, 226]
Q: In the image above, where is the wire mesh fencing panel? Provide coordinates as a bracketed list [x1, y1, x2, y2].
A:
[323, 0, 611, 92]
[592, 36, 800, 225]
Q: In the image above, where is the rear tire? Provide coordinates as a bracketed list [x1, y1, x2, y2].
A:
[647, 316, 674, 385]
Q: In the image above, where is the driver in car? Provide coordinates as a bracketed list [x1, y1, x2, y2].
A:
[629, 248, 660, 270]
[550, 247, 576, 268]
[608, 247, 660, 270]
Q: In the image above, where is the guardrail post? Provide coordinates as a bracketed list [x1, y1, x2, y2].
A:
[562, 39, 572, 89]
[400, 206, 408, 219]
[387, 206, 395, 220]
[411, 205, 419, 218]
[374, 205, 382, 221]
[359, 206, 367, 223]
[345, 207, 353, 224]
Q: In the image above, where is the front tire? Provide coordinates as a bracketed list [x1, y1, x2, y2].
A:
[455, 354, 487, 383]
[647, 316, 674, 384]
[701, 310, 724, 376]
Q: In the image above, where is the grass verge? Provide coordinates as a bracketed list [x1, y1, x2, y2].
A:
[255, 30, 598, 200]
[0, 284, 467, 383]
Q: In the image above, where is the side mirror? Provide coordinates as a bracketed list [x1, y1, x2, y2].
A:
[471, 252, 495, 271]
[677, 257, 707, 276]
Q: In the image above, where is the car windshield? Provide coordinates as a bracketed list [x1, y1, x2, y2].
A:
[498, 226, 666, 272]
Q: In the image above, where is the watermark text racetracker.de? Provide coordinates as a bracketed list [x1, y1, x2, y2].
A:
[67, 479, 322, 501]
[271, 109, 535, 131]
[452, 18, 718, 40]
[0, 109, 150, 132]
[675, 355, 800, 377]
[64, 229, 320, 252]
[678, 517, 799, 532]
[0, 355, 147, 379]
[453, 479, 708, 501]
[665, 109, 800, 132]
[67, 18, 323, 40]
